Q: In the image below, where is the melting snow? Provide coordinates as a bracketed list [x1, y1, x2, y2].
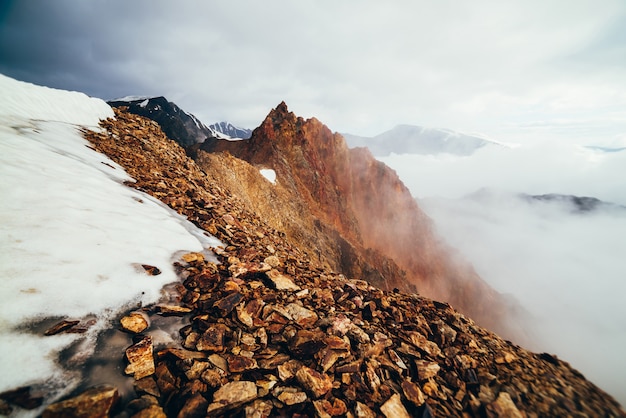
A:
[0, 74, 221, 405]
[260, 168, 277, 184]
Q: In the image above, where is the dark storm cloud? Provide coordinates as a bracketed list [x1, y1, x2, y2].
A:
[1, 0, 625, 139]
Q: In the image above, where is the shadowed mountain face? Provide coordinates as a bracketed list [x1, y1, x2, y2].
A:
[197, 102, 519, 339]
[108, 96, 217, 147]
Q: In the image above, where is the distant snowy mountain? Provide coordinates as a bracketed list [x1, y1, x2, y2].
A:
[108, 96, 230, 146]
[343, 124, 501, 156]
[209, 121, 252, 140]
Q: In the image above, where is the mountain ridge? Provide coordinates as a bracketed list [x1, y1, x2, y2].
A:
[344, 124, 502, 156]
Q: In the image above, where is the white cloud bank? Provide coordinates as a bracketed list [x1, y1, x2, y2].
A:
[380, 142, 626, 405]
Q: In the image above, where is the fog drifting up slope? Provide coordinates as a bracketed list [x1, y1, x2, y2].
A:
[378, 141, 626, 405]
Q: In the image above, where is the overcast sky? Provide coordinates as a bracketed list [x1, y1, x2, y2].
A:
[1, 0, 625, 142]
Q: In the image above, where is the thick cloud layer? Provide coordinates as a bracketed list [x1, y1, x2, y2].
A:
[1, 1, 625, 142]
[380, 144, 626, 404]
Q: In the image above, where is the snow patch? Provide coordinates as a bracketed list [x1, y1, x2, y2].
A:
[0, 75, 222, 402]
[260, 168, 276, 184]
[139, 98, 149, 108]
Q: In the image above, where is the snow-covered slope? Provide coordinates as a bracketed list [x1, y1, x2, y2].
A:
[0, 74, 220, 412]
[343, 124, 501, 156]
[209, 121, 252, 140]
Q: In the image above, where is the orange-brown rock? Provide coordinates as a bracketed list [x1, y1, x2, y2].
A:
[197, 102, 515, 338]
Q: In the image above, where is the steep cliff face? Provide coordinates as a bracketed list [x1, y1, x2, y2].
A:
[198, 102, 514, 338]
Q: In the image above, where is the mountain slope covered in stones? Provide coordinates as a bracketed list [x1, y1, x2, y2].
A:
[193, 102, 516, 340]
[77, 107, 624, 417]
[1, 76, 624, 417]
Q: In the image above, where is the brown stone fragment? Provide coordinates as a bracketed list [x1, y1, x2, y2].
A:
[355, 401, 376, 418]
[177, 393, 208, 418]
[486, 391, 523, 418]
[401, 380, 425, 406]
[196, 324, 227, 352]
[181, 252, 204, 264]
[245, 399, 273, 418]
[415, 360, 441, 381]
[42, 386, 118, 418]
[273, 386, 308, 405]
[125, 336, 155, 379]
[289, 329, 326, 358]
[155, 362, 178, 397]
[44, 319, 80, 336]
[277, 359, 303, 381]
[131, 404, 167, 418]
[134, 377, 160, 398]
[313, 398, 348, 417]
[285, 302, 319, 328]
[408, 332, 441, 357]
[214, 292, 243, 316]
[141, 264, 161, 275]
[207, 381, 258, 416]
[295, 366, 333, 399]
[258, 353, 291, 370]
[379, 393, 410, 418]
[120, 311, 150, 333]
[228, 355, 258, 373]
[266, 269, 300, 291]
[155, 305, 192, 315]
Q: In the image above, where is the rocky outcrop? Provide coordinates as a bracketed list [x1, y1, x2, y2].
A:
[197, 102, 514, 338]
[36, 107, 619, 417]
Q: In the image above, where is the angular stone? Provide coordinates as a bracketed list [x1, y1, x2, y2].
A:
[415, 360, 441, 381]
[380, 393, 410, 418]
[134, 377, 160, 398]
[207, 381, 258, 416]
[44, 319, 80, 336]
[277, 359, 303, 381]
[177, 393, 208, 418]
[266, 269, 300, 291]
[141, 264, 161, 275]
[401, 380, 425, 406]
[181, 252, 204, 264]
[486, 392, 523, 418]
[295, 366, 333, 399]
[196, 324, 227, 352]
[408, 332, 441, 357]
[120, 311, 150, 333]
[213, 292, 243, 316]
[285, 302, 318, 328]
[227, 355, 258, 373]
[42, 386, 118, 418]
[155, 305, 192, 316]
[289, 329, 326, 358]
[130, 404, 167, 418]
[313, 398, 348, 417]
[125, 336, 155, 379]
[273, 386, 307, 405]
[355, 401, 376, 418]
[245, 399, 273, 418]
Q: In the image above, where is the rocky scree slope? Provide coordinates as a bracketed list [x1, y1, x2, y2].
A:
[17, 107, 623, 417]
[196, 102, 513, 339]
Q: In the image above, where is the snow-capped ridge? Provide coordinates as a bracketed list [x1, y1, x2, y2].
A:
[343, 124, 506, 157]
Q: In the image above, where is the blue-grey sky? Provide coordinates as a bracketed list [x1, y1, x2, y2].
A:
[1, 0, 625, 143]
